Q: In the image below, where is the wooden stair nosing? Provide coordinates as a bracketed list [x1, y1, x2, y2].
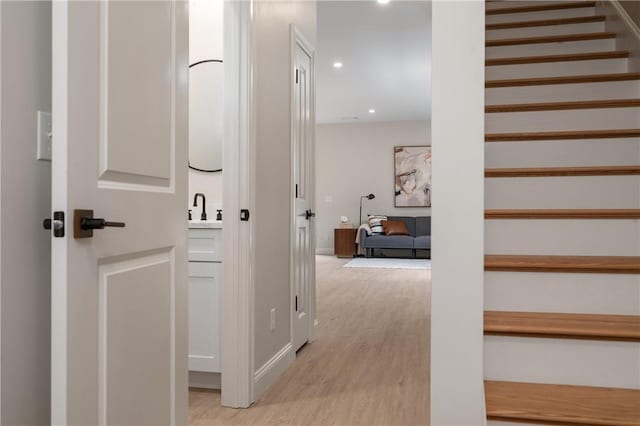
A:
[485, 166, 640, 178]
[484, 311, 640, 342]
[485, 381, 640, 426]
[486, 15, 606, 30]
[486, 72, 640, 88]
[486, 1, 597, 16]
[486, 51, 630, 66]
[484, 255, 640, 274]
[486, 32, 616, 47]
[485, 209, 640, 219]
[486, 99, 640, 113]
[486, 129, 640, 142]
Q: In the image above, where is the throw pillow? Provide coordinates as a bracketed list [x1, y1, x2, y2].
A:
[368, 215, 387, 235]
[382, 220, 410, 236]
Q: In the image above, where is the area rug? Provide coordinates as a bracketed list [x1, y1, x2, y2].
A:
[344, 258, 431, 270]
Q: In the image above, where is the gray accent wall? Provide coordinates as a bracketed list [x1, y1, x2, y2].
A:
[0, 1, 52, 424]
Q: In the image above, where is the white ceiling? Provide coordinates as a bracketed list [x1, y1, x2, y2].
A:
[316, 1, 431, 124]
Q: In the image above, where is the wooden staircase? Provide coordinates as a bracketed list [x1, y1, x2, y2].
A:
[484, 1, 640, 424]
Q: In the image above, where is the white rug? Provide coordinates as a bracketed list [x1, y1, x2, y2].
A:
[344, 258, 431, 270]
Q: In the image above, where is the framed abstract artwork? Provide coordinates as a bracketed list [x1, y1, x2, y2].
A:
[394, 146, 431, 207]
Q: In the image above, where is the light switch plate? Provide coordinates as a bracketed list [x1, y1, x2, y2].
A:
[37, 111, 52, 161]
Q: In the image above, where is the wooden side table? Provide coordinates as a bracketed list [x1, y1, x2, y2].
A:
[334, 228, 357, 258]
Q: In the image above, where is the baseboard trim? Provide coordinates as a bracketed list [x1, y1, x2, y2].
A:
[254, 342, 295, 398]
[188, 371, 221, 390]
[316, 248, 334, 255]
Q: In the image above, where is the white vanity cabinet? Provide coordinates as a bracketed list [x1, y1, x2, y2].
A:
[188, 225, 222, 374]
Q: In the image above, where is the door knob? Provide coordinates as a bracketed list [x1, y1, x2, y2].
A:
[305, 209, 316, 220]
[74, 209, 125, 239]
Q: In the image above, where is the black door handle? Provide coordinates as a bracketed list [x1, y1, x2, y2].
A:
[80, 217, 126, 230]
[74, 209, 125, 239]
[305, 209, 316, 220]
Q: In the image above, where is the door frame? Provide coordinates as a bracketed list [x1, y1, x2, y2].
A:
[221, 0, 255, 408]
[289, 24, 316, 348]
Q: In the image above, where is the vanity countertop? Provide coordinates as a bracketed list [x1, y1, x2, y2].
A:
[189, 220, 223, 229]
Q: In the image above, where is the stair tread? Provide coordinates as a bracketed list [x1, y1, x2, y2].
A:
[485, 381, 640, 426]
[484, 311, 640, 341]
[487, 15, 606, 30]
[485, 165, 640, 177]
[485, 209, 640, 219]
[486, 72, 640, 88]
[485, 255, 640, 273]
[486, 99, 640, 113]
[486, 51, 630, 66]
[487, 1, 597, 16]
[487, 32, 616, 47]
[486, 129, 640, 142]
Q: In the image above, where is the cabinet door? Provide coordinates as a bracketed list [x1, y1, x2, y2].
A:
[188, 262, 221, 372]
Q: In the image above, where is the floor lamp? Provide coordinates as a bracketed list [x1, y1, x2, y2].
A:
[356, 193, 375, 257]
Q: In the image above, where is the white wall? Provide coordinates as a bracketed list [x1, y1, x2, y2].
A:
[189, 0, 223, 210]
[0, 1, 52, 424]
[430, 1, 485, 425]
[252, 0, 316, 384]
[315, 120, 430, 253]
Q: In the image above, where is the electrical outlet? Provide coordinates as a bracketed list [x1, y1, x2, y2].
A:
[270, 308, 276, 331]
[37, 111, 52, 161]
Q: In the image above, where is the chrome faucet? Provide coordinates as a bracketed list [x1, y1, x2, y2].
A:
[193, 193, 207, 220]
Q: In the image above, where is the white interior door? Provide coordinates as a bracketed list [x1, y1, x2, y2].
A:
[51, 2, 188, 424]
[292, 29, 315, 352]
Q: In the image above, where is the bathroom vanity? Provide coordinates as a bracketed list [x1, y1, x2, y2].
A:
[188, 221, 222, 388]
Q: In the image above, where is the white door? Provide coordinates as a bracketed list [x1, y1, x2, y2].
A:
[51, 2, 188, 424]
[291, 29, 315, 352]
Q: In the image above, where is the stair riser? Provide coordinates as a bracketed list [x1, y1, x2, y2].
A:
[487, 8, 597, 25]
[485, 1, 568, 11]
[487, 39, 615, 58]
[485, 272, 640, 314]
[486, 220, 640, 256]
[485, 109, 640, 133]
[487, 80, 640, 103]
[487, 22, 604, 39]
[486, 58, 627, 79]
[484, 336, 640, 389]
[486, 176, 640, 209]
[486, 138, 640, 168]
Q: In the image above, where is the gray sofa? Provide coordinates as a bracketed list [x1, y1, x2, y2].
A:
[359, 216, 431, 258]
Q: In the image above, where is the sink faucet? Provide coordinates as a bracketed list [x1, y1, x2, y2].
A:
[193, 193, 207, 220]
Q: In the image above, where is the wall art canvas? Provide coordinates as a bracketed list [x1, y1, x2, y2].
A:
[394, 146, 431, 207]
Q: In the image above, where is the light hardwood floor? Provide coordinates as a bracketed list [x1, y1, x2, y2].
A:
[189, 255, 431, 426]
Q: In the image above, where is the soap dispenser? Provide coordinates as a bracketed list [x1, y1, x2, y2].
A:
[216, 209, 223, 221]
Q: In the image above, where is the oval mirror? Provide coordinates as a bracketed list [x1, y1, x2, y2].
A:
[189, 59, 223, 172]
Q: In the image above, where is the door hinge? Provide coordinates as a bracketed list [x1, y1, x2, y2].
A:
[295, 68, 299, 84]
[295, 184, 298, 198]
[295, 295, 298, 312]
[240, 209, 250, 221]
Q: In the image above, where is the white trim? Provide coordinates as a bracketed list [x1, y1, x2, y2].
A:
[221, 0, 255, 408]
[609, 0, 640, 42]
[315, 248, 333, 256]
[289, 24, 317, 354]
[253, 343, 295, 398]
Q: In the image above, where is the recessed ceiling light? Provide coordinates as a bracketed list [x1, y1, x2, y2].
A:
[368, 109, 376, 114]
[377, 0, 390, 4]
[333, 62, 343, 69]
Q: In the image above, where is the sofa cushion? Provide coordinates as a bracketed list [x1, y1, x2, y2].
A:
[414, 235, 431, 249]
[364, 235, 414, 249]
[368, 215, 387, 235]
[388, 216, 416, 237]
[415, 216, 431, 237]
[382, 220, 410, 236]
